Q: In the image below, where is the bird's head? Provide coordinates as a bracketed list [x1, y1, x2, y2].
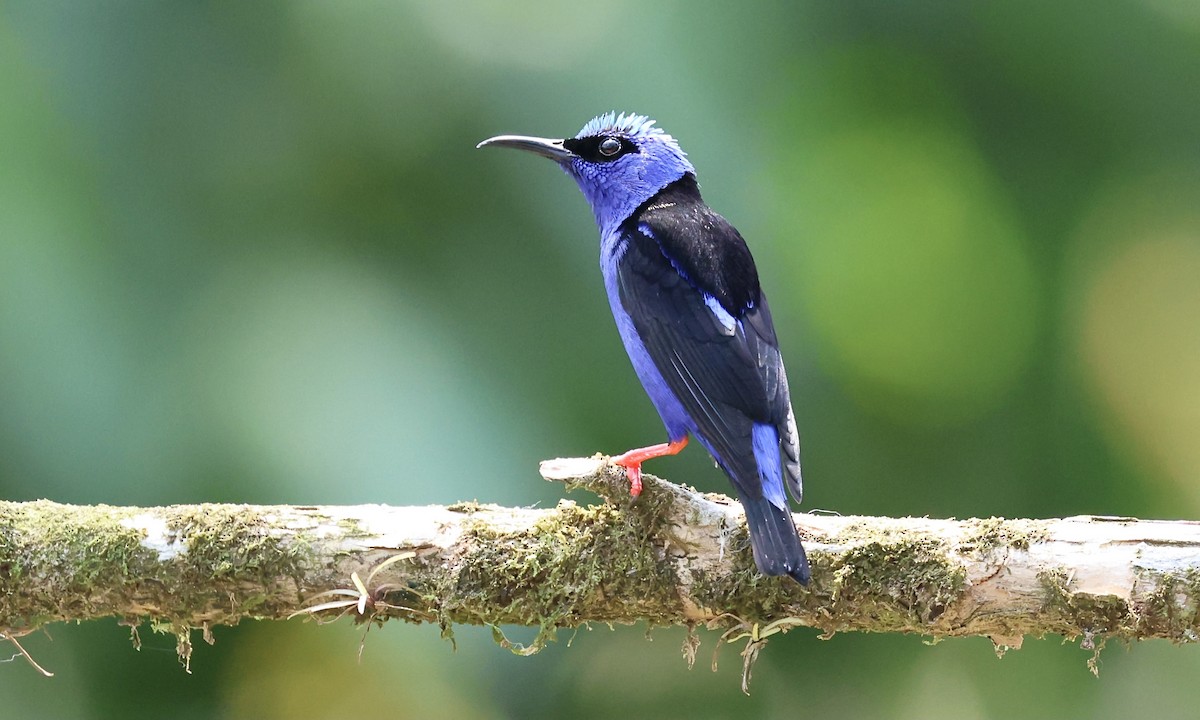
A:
[478, 112, 695, 233]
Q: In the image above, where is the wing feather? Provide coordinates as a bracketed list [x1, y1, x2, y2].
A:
[615, 222, 800, 501]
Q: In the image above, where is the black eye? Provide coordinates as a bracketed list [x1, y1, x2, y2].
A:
[561, 135, 635, 162]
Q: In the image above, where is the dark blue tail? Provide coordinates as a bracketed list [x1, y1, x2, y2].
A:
[738, 491, 810, 585]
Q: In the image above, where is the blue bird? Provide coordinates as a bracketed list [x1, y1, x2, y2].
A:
[478, 112, 810, 584]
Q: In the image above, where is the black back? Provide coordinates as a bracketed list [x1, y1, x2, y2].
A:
[615, 177, 795, 498]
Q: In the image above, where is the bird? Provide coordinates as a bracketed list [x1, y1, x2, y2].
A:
[478, 112, 810, 585]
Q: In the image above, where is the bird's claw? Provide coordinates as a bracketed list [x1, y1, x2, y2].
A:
[618, 461, 643, 497]
[610, 437, 689, 498]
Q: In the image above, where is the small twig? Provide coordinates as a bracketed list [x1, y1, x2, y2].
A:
[1, 631, 54, 677]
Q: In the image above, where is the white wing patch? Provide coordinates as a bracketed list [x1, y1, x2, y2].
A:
[703, 293, 738, 335]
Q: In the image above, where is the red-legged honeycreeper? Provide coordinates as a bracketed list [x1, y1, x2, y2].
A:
[478, 113, 810, 585]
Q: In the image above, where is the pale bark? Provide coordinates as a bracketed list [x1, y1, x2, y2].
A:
[2, 456, 1199, 671]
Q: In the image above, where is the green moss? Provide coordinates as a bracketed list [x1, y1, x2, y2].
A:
[162, 504, 312, 621]
[688, 528, 808, 623]
[687, 520, 967, 637]
[959, 517, 1049, 555]
[828, 535, 966, 631]
[0, 501, 332, 637]
[0, 501, 163, 629]
[434, 489, 686, 650]
[332, 515, 373, 538]
[1127, 568, 1200, 640]
[1039, 568, 1129, 636]
[11, 483, 1200, 671]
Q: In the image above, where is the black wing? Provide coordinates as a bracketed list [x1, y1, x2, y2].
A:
[616, 180, 800, 501]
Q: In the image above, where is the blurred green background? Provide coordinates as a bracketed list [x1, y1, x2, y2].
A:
[2, 1, 1199, 718]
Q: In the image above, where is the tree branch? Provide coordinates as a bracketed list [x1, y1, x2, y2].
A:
[3, 456, 1199, 667]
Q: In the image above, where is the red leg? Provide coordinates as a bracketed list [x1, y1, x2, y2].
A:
[611, 436, 689, 497]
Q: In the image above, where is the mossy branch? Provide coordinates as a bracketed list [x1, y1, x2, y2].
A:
[3, 456, 1200, 670]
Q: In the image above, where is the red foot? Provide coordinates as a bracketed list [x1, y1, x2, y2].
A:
[611, 436, 689, 497]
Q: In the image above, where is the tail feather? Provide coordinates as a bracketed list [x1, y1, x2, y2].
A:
[738, 491, 810, 585]
[780, 401, 803, 504]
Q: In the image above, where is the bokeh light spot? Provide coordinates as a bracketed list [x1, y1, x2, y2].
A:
[406, 0, 627, 69]
[183, 251, 520, 504]
[1075, 176, 1200, 507]
[779, 124, 1040, 426]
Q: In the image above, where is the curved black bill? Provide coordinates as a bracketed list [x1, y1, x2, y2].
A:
[476, 134, 574, 161]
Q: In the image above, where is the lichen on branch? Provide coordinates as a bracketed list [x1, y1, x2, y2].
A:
[2, 457, 1199, 677]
